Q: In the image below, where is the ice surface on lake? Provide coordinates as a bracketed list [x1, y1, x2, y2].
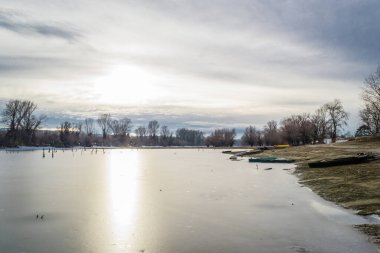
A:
[0, 149, 378, 253]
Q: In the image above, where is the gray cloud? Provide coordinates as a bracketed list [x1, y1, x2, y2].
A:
[0, 10, 80, 41]
[128, 0, 380, 78]
[220, 0, 380, 63]
[0, 55, 56, 72]
[0, 54, 106, 82]
[106, 1, 374, 91]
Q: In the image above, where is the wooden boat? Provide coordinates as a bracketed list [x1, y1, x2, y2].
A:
[235, 150, 263, 156]
[248, 157, 295, 163]
[223, 150, 263, 156]
[308, 153, 379, 168]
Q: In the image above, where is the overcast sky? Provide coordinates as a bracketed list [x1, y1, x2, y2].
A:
[1, 0, 379, 133]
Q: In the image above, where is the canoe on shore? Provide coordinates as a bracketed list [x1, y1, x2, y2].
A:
[222, 150, 263, 156]
[256, 146, 275, 150]
[249, 157, 295, 163]
[308, 153, 379, 168]
[274, 144, 290, 149]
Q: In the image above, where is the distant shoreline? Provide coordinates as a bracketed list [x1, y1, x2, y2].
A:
[0, 146, 257, 151]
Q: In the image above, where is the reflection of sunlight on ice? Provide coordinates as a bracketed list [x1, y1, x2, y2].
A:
[108, 150, 140, 244]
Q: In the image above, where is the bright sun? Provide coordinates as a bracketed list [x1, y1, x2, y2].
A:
[93, 64, 162, 105]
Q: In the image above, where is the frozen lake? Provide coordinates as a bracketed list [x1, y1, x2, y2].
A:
[0, 149, 379, 253]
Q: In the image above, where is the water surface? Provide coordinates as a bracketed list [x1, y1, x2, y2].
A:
[0, 149, 378, 253]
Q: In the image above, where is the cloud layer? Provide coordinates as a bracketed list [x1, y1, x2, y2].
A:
[0, 1, 379, 132]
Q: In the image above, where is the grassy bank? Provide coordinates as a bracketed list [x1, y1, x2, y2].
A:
[249, 137, 380, 243]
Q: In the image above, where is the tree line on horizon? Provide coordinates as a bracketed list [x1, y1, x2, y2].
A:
[1, 65, 380, 148]
[241, 99, 349, 147]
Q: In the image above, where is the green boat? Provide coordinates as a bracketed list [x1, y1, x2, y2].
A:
[248, 157, 295, 163]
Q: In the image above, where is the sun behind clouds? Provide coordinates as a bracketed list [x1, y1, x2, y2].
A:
[92, 64, 165, 105]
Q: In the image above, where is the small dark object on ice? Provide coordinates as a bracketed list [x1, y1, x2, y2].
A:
[41, 215, 44, 220]
[36, 214, 39, 219]
[264, 167, 273, 170]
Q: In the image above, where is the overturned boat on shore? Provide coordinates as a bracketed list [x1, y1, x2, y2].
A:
[249, 156, 295, 163]
[308, 153, 379, 168]
[223, 150, 263, 156]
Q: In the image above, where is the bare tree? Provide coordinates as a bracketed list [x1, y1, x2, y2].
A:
[160, 125, 170, 146]
[97, 113, 111, 140]
[2, 100, 20, 133]
[2, 100, 22, 143]
[135, 126, 146, 139]
[118, 118, 132, 137]
[360, 105, 380, 135]
[281, 113, 322, 145]
[109, 117, 132, 144]
[281, 115, 301, 145]
[148, 120, 160, 137]
[72, 122, 82, 145]
[135, 126, 147, 145]
[323, 99, 348, 143]
[263, 120, 281, 145]
[59, 121, 72, 146]
[1, 99, 44, 146]
[360, 65, 380, 135]
[241, 126, 259, 147]
[109, 120, 121, 136]
[147, 120, 160, 144]
[83, 118, 95, 146]
[311, 107, 328, 143]
[160, 125, 170, 138]
[298, 114, 313, 145]
[224, 128, 236, 147]
[257, 130, 264, 146]
[205, 128, 236, 147]
[84, 118, 95, 136]
[175, 128, 204, 146]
